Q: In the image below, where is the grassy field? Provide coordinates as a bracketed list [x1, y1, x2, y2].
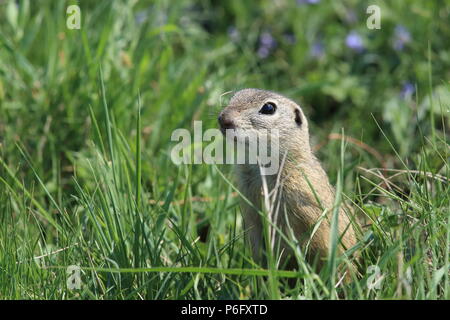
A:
[0, 0, 449, 299]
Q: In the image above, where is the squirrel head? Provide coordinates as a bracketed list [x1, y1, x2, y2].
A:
[218, 88, 311, 155]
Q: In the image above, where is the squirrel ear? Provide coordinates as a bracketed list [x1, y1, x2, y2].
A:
[294, 109, 302, 126]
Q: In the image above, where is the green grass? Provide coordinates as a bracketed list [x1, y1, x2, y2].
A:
[0, 0, 449, 299]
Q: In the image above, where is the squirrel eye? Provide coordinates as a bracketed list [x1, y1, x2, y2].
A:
[295, 109, 302, 126]
[259, 102, 277, 115]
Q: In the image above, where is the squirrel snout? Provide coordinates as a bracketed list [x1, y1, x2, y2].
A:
[218, 112, 236, 131]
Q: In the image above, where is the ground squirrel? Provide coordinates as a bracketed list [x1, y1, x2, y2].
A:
[218, 88, 357, 272]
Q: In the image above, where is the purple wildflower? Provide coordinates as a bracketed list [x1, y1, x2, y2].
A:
[257, 31, 277, 59]
[227, 26, 240, 42]
[135, 10, 148, 25]
[284, 33, 296, 45]
[400, 82, 415, 99]
[393, 25, 411, 51]
[310, 41, 325, 58]
[260, 32, 276, 48]
[345, 31, 364, 52]
[257, 47, 270, 59]
[297, 0, 320, 5]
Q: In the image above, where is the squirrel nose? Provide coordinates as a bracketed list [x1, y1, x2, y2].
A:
[218, 113, 235, 130]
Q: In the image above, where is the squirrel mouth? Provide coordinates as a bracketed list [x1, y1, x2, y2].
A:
[220, 125, 236, 136]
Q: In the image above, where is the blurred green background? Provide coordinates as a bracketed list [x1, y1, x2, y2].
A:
[1, 0, 449, 181]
